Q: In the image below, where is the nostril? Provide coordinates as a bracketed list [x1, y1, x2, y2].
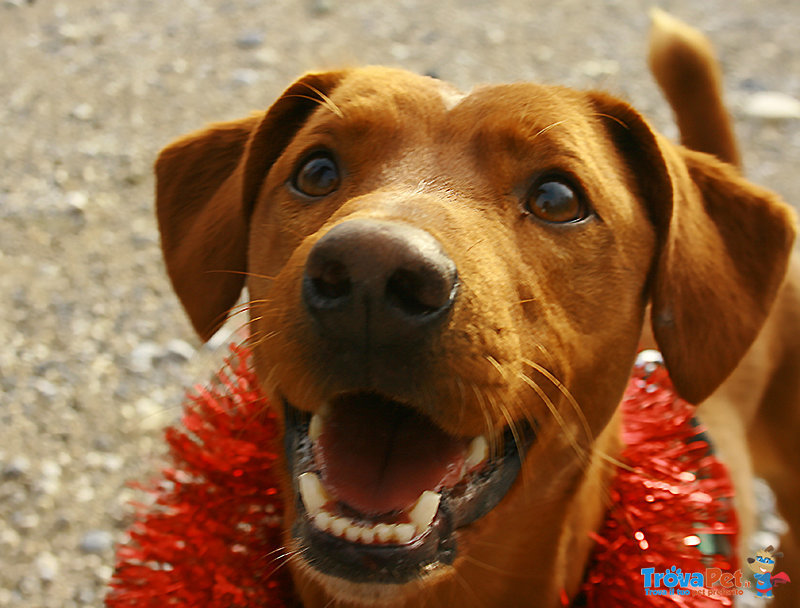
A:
[386, 266, 456, 317]
[306, 259, 352, 306]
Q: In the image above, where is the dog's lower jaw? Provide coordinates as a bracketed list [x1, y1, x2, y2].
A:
[292, 559, 449, 608]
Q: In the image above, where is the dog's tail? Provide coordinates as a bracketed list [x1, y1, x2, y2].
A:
[648, 8, 741, 168]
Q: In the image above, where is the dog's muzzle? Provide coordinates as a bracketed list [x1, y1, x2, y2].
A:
[281, 219, 536, 584]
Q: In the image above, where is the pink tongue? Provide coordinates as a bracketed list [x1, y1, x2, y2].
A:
[315, 395, 466, 515]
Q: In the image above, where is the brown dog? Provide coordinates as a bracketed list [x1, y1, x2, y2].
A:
[154, 11, 798, 608]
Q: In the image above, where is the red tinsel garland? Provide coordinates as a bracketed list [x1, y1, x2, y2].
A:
[107, 345, 294, 607]
[106, 346, 738, 607]
[571, 358, 738, 607]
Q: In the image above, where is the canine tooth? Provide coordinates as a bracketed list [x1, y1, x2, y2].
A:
[330, 516, 351, 537]
[309, 413, 323, 442]
[374, 523, 395, 543]
[408, 490, 440, 532]
[298, 472, 330, 516]
[465, 435, 489, 470]
[313, 511, 333, 532]
[394, 523, 415, 544]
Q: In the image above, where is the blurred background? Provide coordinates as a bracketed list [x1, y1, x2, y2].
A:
[2, 0, 799, 606]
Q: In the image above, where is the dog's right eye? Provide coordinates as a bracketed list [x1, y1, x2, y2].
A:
[523, 176, 588, 224]
[292, 152, 341, 198]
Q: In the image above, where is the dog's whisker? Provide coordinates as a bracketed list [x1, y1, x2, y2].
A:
[481, 363, 524, 462]
[470, 382, 499, 462]
[531, 119, 569, 140]
[296, 81, 345, 119]
[522, 358, 593, 446]
[451, 566, 488, 608]
[517, 371, 590, 468]
[259, 542, 294, 560]
[227, 299, 274, 317]
[265, 547, 309, 581]
[213, 299, 270, 338]
[465, 238, 485, 254]
[205, 268, 278, 282]
[595, 450, 637, 473]
[455, 376, 468, 432]
[246, 328, 282, 350]
[483, 357, 532, 474]
[321, 596, 337, 608]
[258, 545, 295, 567]
[461, 555, 529, 580]
[590, 111, 630, 130]
[493, 392, 531, 493]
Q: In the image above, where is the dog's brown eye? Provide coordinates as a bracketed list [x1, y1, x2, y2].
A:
[524, 179, 587, 224]
[293, 153, 340, 198]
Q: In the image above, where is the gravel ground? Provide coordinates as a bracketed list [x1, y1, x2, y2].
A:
[2, 1, 799, 606]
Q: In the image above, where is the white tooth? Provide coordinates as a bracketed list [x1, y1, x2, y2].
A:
[313, 511, 333, 532]
[375, 523, 395, 543]
[298, 472, 330, 516]
[394, 523, 415, 544]
[465, 435, 489, 470]
[408, 491, 440, 532]
[330, 516, 352, 537]
[360, 527, 376, 544]
[309, 413, 323, 442]
[345, 525, 363, 542]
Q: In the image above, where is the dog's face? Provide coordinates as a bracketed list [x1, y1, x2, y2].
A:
[748, 551, 777, 575]
[155, 67, 794, 607]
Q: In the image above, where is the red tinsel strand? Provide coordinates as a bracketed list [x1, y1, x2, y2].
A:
[573, 363, 739, 607]
[106, 345, 295, 607]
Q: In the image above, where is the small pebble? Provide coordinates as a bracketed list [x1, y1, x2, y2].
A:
[73, 586, 96, 604]
[35, 552, 59, 583]
[743, 91, 800, 120]
[163, 338, 195, 363]
[309, 0, 333, 16]
[4, 456, 31, 479]
[0, 528, 21, 550]
[65, 191, 89, 213]
[128, 342, 160, 373]
[231, 68, 259, 87]
[70, 103, 95, 121]
[11, 511, 40, 530]
[79, 529, 113, 555]
[580, 59, 620, 78]
[134, 397, 171, 432]
[235, 30, 264, 49]
[16, 575, 41, 596]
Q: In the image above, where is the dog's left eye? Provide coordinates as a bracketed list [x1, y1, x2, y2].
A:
[292, 152, 340, 198]
[523, 178, 588, 224]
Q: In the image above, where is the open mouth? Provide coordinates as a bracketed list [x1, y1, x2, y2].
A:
[284, 392, 536, 584]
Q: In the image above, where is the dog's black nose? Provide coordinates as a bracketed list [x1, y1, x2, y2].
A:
[303, 219, 458, 344]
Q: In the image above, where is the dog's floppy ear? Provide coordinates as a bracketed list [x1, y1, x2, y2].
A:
[590, 93, 796, 404]
[156, 71, 347, 341]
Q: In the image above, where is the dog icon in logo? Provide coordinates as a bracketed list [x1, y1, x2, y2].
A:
[747, 545, 791, 598]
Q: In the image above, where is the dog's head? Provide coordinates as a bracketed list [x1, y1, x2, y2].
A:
[155, 67, 794, 606]
[747, 545, 783, 575]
